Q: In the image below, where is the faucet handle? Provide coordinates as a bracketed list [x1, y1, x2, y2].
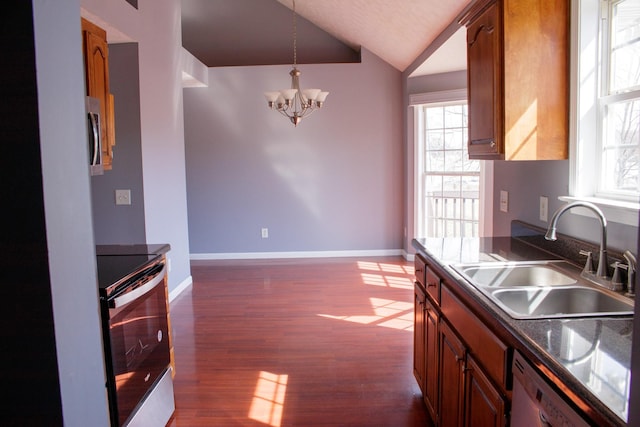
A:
[611, 262, 626, 291]
[579, 250, 595, 274]
[623, 251, 637, 297]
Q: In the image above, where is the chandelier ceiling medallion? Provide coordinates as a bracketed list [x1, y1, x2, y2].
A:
[263, 0, 329, 126]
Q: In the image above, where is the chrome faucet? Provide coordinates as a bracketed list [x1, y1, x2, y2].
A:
[545, 201, 609, 279]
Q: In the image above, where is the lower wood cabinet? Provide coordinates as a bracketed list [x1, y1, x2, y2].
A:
[464, 355, 506, 427]
[414, 256, 508, 427]
[439, 319, 465, 427]
[424, 298, 439, 423]
[413, 283, 427, 390]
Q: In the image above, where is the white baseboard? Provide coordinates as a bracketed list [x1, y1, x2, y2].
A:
[190, 249, 405, 261]
[169, 275, 193, 303]
[403, 250, 415, 261]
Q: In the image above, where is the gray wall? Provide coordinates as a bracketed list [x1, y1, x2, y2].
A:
[184, 49, 404, 255]
[92, 43, 146, 244]
[493, 160, 638, 254]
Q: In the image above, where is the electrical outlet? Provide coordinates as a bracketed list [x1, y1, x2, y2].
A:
[539, 196, 549, 222]
[500, 190, 509, 213]
[115, 189, 131, 205]
[261, 228, 269, 238]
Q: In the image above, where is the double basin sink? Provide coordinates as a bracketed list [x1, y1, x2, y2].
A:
[451, 260, 634, 319]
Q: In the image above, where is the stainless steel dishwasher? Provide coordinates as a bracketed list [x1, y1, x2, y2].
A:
[511, 351, 590, 427]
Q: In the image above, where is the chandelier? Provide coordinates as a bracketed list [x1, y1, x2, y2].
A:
[263, 0, 329, 126]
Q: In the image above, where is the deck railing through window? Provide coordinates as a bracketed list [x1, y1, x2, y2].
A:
[425, 191, 479, 238]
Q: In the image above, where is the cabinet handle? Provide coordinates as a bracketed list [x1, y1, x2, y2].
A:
[427, 282, 437, 287]
[471, 138, 496, 148]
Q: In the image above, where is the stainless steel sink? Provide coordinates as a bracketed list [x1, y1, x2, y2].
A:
[450, 260, 634, 319]
[489, 286, 634, 319]
[453, 261, 577, 288]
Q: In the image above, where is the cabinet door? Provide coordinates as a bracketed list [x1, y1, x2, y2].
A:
[413, 283, 427, 392]
[82, 19, 113, 169]
[464, 356, 506, 427]
[466, 1, 502, 159]
[424, 298, 439, 423]
[439, 320, 466, 427]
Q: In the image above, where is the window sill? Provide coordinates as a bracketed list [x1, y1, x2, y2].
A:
[558, 196, 639, 227]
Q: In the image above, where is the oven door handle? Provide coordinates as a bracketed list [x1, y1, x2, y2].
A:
[111, 264, 166, 309]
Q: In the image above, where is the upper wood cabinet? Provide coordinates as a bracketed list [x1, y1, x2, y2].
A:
[81, 18, 115, 170]
[460, 0, 569, 160]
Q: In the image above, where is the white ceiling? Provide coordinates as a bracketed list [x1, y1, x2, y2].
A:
[276, 0, 471, 74]
[410, 27, 467, 77]
[89, 0, 471, 77]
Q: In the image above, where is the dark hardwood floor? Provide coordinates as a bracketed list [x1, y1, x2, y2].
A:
[167, 257, 433, 427]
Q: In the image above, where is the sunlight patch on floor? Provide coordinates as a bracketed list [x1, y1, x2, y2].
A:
[248, 371, 288, 427]
[317, 297, 414, 331]
[360, 272, 413, 289]
[357, 261, 414, 289]
[357, 261, 414, 275]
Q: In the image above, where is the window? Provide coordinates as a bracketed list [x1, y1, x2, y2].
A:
[600, 0, 640, 197]
[415, 101, 481, 238]
[573, 0, 640, 210]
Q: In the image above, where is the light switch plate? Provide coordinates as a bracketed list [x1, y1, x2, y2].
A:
[115, 189, 131, 205]
[500, 190, 509, 213]
[539, 196, 549, 222]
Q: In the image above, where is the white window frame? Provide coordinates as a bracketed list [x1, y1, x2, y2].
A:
[568, 0, 640, 225]
[409, 89, 493, 238]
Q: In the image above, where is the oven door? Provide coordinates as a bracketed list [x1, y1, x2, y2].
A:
[105, 263, 170, 426]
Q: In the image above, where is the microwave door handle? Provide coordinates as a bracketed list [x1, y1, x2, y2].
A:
[111, 265, 166, 309]
[89, 112, 99, 166]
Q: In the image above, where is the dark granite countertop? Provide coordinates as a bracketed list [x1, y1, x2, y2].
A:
[412, 230, 631, 426]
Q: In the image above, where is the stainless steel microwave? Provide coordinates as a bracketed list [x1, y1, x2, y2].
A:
[86, 96, 104, 176]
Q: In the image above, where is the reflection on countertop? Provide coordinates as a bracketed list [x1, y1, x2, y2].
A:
[519, 318, 632, 421]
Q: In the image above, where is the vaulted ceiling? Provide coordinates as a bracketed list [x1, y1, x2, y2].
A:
[181, 0, 471, 76]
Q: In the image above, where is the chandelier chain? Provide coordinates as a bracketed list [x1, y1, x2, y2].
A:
[292, 0, 297, 66]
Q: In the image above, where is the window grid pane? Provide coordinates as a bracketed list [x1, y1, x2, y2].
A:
[601, 99, 640, 193]
[609, 0, 640, 93]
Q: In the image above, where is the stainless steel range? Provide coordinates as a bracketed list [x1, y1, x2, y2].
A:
[96, 244, 174, 427]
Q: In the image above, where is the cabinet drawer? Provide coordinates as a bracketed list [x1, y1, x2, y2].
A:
[441, 284, 510, 390]
[425, 268, 441, 306]
[415, 255, 427, 288]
